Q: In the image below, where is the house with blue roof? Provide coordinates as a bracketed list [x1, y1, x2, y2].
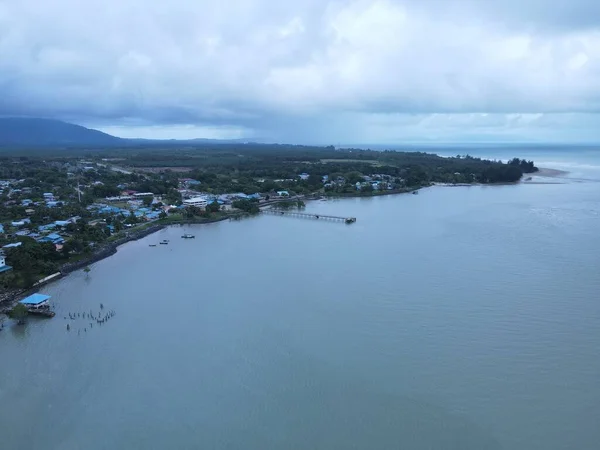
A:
[0, 224, 4, 234]
[54, 220, 70, 227]
[3, 242, 22, 249]
[146, 211, 160, 220]
[20, 293, 51, 310]
[40, 233, 65, 244]
[39, 224, 57, 232]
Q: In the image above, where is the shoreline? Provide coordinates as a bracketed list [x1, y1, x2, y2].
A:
[0, 215, 232, 314]
[1, 170, 564, 315]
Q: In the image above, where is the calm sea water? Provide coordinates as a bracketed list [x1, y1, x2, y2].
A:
[1, 148, 599, 450]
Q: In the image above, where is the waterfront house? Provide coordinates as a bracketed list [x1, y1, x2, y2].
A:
[277, 190, 290, 197]
[19, 293, 51, 310]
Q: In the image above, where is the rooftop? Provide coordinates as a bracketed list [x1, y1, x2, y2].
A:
[20, 293, 51, 305]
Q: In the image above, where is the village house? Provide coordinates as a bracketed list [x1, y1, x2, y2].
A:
[3, 242, 22, 249]
[0, 251, 12, 274]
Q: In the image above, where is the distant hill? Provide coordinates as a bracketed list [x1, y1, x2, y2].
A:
[0, 118, 124, 147]
[0, 118, 264, 148]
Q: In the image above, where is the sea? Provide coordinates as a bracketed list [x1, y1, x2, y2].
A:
[1, 145, 599, 450]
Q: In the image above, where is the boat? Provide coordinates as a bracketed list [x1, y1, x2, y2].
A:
[181, 234, 195, 239]
[149, 244, 157, 247]
[159, 241, 169, 245]
[412, 190, 419, 195]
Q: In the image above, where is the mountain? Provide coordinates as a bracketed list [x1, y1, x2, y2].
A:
[0, 118, 124, 147]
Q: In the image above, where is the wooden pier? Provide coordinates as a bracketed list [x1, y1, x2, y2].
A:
[262, 209, 356, 224]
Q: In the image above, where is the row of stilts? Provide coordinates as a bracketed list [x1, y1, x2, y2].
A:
[65, 303, 116, 334]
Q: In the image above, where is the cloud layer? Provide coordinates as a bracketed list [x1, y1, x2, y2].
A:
[1, 0, 599, 142]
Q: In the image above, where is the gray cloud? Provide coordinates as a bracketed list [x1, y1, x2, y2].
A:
[1, 0, 599, 142]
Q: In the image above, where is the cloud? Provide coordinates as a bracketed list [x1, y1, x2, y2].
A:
[1, 0, 599, 142]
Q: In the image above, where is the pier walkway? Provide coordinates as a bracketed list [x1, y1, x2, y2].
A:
[261, 209, 356, 224]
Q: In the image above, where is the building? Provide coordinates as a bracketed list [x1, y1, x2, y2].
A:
[19, 293, 51, 310]
[0, 252, 12, 274]
[183, 196, 208, 209]
[39, 233, 65, 244]
[299, 173, 310, 180]
[277, 191, 290, 197]
[3, 242, 22, 249]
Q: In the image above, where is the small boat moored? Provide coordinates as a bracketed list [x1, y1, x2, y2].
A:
[181, 234, 195, 239]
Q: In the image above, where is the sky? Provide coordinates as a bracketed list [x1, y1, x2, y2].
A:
[1, 0, 600, 144]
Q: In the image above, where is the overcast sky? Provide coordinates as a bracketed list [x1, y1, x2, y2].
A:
[1, 0, 600, 143]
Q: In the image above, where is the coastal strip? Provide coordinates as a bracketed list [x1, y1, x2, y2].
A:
[0, 216, 231, 312]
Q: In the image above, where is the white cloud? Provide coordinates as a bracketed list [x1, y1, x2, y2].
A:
[1, 0, 599, 142]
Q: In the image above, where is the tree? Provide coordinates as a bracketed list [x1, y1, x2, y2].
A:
[142, 196, 153, 207]
[206, 201, 220, 213]
[9, 303, 29, 325]
[232, 199, 260, 214]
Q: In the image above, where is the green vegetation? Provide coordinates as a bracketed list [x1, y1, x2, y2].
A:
[8, 303, 29, 325]
[0, 144, 538, 292]
[274, 200, 306, 210]
[232, 199, 260, 214]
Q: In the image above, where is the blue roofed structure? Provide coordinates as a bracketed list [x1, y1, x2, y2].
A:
[20, 293, 51, 308]
[3, 242, 22, 249]
[40, 233, 65, 244]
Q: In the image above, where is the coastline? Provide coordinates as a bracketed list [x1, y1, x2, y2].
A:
[1, 169, 564, 314]
[0, 215, 232, 314]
